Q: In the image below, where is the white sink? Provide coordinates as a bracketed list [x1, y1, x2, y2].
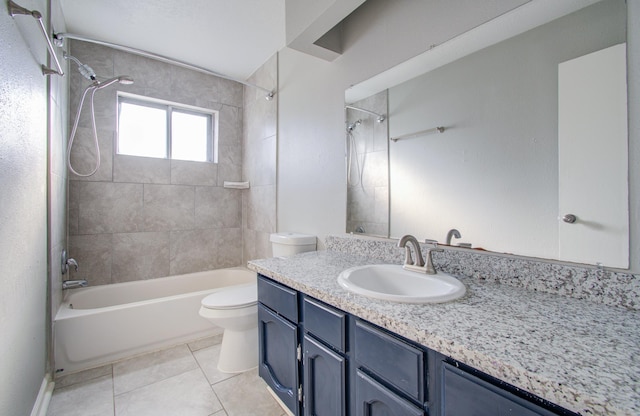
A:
[337, 264, 466, 304]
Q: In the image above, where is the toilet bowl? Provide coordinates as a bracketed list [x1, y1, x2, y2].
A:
[199, 283, 258, 373]
[199, 233, 316, 374]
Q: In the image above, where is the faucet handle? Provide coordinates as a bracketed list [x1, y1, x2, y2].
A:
[424, 246, 443, 274]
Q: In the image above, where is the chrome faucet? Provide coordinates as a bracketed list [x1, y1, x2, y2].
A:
[397, 235, 442, 274]
[66, 258, 78, 271]
[445, 229, 461, 245]
[62, 279, 88, 290]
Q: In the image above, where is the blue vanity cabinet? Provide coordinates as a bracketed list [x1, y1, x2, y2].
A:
[302, 333, 347, 415]
[440, 362, 579, 416]
[257, 276, 300, 415]
[301, 296, 348, 416]
[353, 320, 427, 416]
[257, 274, 578, 416]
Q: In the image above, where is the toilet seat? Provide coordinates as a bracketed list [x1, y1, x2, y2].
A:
[201, 284, 257, 310]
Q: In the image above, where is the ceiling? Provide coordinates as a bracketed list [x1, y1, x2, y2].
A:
[59, 0, 286, 81]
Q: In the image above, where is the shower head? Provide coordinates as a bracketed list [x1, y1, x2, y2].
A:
[116, 75, 134, 85]
[347, 120, 361, 132]
[93, 75, 134, 90]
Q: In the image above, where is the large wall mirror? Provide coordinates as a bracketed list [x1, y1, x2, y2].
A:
[345, 0, 629, 268]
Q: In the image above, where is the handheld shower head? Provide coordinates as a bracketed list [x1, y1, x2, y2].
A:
[117, 76, 134, 85]
[93, 75, 135, 90]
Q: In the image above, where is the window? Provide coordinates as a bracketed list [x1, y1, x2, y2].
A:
[117, 93, 218, 162]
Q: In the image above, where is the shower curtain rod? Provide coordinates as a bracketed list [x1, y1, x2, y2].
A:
[54, 32, 275, 100]
[345, 105, 385, 122]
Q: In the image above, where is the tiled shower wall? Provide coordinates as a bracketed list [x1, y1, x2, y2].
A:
[346, 90, 389, 237]
[242, 55, 277, 261]
[67, 41, 246, 285]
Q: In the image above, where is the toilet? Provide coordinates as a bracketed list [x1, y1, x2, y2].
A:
[198, 232, 316, 373]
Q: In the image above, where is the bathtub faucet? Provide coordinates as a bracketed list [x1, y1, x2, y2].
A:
[62, 279, 88, 290]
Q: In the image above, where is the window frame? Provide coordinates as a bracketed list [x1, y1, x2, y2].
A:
[117, 92, 219, 163]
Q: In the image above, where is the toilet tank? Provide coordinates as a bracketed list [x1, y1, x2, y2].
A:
[270, 233, 317, 257]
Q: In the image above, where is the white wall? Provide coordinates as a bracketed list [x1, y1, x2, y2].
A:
[0, 0, 49, 414]
[277, 0, 639, 272]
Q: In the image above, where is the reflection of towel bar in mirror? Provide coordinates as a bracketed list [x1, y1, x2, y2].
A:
[390, 126, 445, 142]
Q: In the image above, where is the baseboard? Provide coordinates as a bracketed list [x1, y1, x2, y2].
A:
[30, 375, 55, 416]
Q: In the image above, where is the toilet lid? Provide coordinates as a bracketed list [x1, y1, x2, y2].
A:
[201, 284, 257, 310]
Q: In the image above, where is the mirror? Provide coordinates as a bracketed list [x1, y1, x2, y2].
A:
[345, 0, 628, 267]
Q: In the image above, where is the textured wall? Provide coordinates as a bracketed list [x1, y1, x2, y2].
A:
[49, 0, 68, 371]
[67, 41, 245, 285]
[242, 54, 278, 261]
[0, 1, 49, 414]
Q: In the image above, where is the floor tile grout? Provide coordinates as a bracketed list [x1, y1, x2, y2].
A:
[48, 334, 282, 416]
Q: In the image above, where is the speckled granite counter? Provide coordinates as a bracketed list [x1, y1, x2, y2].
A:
[248, 250, 639, 416]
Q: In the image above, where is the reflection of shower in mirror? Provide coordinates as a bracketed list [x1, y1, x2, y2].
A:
[346, 119, 364, 189]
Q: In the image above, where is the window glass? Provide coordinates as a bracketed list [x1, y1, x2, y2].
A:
[171, 110, 210, 162]
[117, 94, 216, 163]
[118, 102, 167, 158]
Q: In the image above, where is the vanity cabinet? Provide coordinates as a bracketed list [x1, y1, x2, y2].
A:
[353, 320, 427, 415]
[302, 297, 348, 416]
[258, 275, 349, 416]
[441, 362, 565, 416]
[257, 274, 577, 416]
[257, 277, 300, 414]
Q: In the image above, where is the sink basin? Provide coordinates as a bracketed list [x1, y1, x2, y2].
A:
[337, 264, 466, 304]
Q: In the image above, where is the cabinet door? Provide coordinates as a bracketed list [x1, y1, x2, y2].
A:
[442, 363, 560, 416]
[303, 334, 346, 416]
[355, 370, 425, 416]
[258, 304, 299, 415]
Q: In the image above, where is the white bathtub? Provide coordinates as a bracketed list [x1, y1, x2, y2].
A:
[54, 267, 256, 375]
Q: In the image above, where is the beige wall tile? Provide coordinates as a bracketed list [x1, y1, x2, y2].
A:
[113, 50, 173, 91]
[112, 232, 170, 282]
[68, 234, 113, 286]
[169, 66, 218, 107]
[143, 184, 195, 231]
[195, 187, 241, 229]
[170, 160, 218, 186]
[246, 185, 276, 233]
[113, 155, 171, 184]
[66, 41, 255, 284]
[218, 105, 242, 148]
[78, 182, 143, 234]
[68, 127, 113, 182]
[170, 228, 242, 275]
[218, 78, 243, 108]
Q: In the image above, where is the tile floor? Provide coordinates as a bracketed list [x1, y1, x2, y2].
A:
[46, 334, 287, 416]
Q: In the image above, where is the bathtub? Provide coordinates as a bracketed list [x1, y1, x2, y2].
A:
[54, 267, 256, 375]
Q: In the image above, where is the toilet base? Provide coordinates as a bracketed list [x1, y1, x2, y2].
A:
[217, 327, 258, 373]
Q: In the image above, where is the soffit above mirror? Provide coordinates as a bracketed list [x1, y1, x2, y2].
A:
[345, 0, 602, 103]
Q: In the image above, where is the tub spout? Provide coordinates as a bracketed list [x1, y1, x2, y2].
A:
[62, 279, 88, 290]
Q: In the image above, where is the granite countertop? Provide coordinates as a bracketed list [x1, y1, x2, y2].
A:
[248, 250, 640, 416]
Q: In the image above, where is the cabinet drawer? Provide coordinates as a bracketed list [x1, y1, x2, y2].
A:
[355, 370, 425, 416]
[354, 320, 425, 403]
[258, 275, 298, 323]
[303, 297, 346, 353]
[442, 363, 561, 416]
